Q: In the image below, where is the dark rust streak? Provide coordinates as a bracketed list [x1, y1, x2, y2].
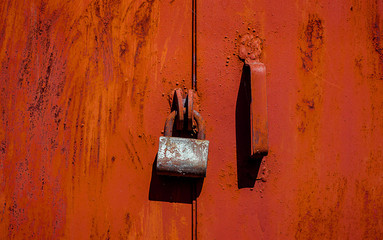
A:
[113, 81, 128, 132]
[52, 105, 62, 130]
[127, 130, 143, 168]
[96, 95, 102, 166]
[28, 51, 55, 125]
[18, 26, 35, 86]
[300, 15, 324, 72]
[303, 98, 315, 109]
[122, 139, 137, 167]
[137, 76, 149, 125]
[372, 21, 382, 60]
[132, 0, 154, 65]
[371, 12, 383, 80]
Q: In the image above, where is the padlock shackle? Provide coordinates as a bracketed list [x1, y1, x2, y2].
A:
[193, 110, 205, 140]
[164, 110, 206, 140]
[164, 111, 177, 137]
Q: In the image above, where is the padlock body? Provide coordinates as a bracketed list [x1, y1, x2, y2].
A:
[157, 136, 209, 177]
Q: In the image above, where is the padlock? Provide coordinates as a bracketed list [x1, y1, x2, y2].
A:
[156, 102, 209, 177]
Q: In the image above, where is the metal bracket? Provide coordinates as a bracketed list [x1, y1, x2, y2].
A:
[239, 34, 269, 157]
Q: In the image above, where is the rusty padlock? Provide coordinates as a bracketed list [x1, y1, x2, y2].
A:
[156, 91, 209, 177]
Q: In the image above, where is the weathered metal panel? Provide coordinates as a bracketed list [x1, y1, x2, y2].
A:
[1, 0, 383, 239]
[197, 0, 383, 239]
[0, 0, 193, 239]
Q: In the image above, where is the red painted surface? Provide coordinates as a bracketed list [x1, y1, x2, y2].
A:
[1, 0, 383, 239]
[197, 0, 383, 239]
[0, 0, 193, 239]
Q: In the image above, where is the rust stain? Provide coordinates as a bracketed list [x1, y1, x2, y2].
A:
[295, 176, 347, 239]
[372, 13, 383, 63]
[132, 0, 155, 65]
[296, 14, 324, 135]
[299, 14, 324, 72]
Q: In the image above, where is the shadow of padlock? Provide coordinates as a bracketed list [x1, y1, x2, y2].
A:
[157, 106, 209, 178]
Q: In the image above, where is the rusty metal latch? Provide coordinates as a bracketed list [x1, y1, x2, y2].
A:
[239, 34, 269, 157]
[157, 89, 209, 177]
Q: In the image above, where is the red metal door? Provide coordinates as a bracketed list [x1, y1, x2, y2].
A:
[0, 0, 194, 238]
[1, 0, 383, 239]
[196, 0, 383, 239]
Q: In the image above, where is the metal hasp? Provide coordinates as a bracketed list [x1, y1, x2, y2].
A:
[157, 90, 209, 177]
[239, 34, 269, 157]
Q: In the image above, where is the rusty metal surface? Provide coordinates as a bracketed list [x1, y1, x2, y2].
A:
[0, 0, 194, 239]
[0, 0, 383, 239]
[197, 0, 383, 239]
[157, 136, 209, 177]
